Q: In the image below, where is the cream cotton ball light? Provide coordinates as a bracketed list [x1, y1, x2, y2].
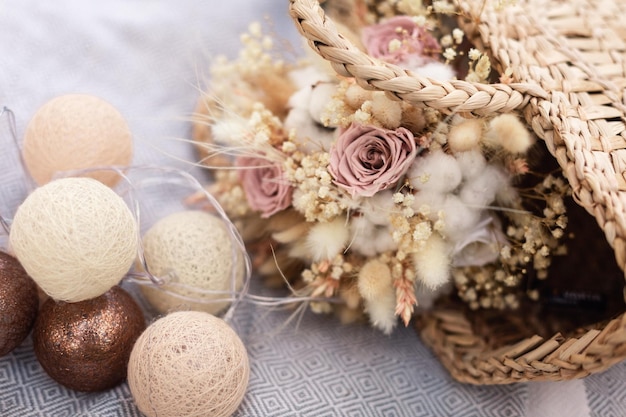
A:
[22, 94, 133, 187]
[127, 311, 249, 417]
[140, 210, 244, 315]
[9, 177, 138, 302]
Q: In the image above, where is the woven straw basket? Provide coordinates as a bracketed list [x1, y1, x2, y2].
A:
[289, 0, 626, 384]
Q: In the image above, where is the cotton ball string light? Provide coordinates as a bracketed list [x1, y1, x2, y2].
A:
[22, 94, 133, 187]
[33, 286, 145, 392]
[140, 210, 244, 315]
[0, 251, 39, 356]
[9, 177, 138, 302]
[128, 310, 249, 417]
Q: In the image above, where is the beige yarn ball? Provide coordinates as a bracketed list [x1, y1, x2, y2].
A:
[22, 94, 133, 187]
[140, 210, 244, 315]
[128, 311, 250, 417]
[9, 177, 138, 302]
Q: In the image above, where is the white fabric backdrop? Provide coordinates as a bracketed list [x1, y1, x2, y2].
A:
[0, 1, 624, 416]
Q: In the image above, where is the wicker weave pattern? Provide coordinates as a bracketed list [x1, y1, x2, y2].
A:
[288, 0, 626, 383]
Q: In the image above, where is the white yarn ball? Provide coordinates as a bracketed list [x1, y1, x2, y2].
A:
[128, 311, 249, 417]
[140, 210, 244, 315]
[9, 177, 138, 302]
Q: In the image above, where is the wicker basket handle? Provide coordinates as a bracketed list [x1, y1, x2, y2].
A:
[289, 0, 549, 115]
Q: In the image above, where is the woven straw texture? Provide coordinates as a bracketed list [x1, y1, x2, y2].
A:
[289, 0, 626, 384]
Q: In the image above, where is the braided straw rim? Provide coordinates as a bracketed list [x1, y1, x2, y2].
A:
[288, 0, 626, 383]
[289, 0, 549, 115]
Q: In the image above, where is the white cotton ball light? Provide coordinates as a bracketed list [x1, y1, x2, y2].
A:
[22, 94, 133, 187]
[140, 210, 245, 315]
[127, 311, 249, 417]
[9, 177, 138, 302]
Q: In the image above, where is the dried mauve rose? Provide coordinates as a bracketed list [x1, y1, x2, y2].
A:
[328, 123, 419, 197]
[237, 156, 293, 218]
[362, 16, 441, 65]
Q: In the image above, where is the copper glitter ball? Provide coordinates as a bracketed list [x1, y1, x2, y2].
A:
[33, 286, 145, 392]
[0, 251, 39, 356]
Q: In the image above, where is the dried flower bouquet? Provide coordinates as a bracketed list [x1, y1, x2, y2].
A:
[192, 0, 573, 334]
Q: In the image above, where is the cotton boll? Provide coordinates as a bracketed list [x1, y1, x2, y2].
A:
[371, 92, 403, 129]
[306, 218, 350, 261]
[412, 190, 446, 217]
[349, 216, 379, 257]
[362, 190, 395, 225]
[288, 66, 332, 89]
[447, 119, 483, 153]
[413, 234, 451, 290]
[407, 151, 462, 193]
[308, 82, 337, 123]
[439, 194, 481, 238]
[459, 165, 509, 208]
[456, 150, 487, 180]
[287, 85, 312, 109]
[349, 216, 396, 257]
[484, 113, 534, 154]
[284, 107, 335, 152]
[374, 231, 397, 254]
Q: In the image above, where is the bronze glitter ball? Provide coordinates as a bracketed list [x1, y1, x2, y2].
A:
[33, 286, 145, 392]
[0, 251, 39, 356]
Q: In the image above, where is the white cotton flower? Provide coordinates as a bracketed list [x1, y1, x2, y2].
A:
[288, 66, 333, 89]
[308, 82, 338, 123]
[455, 150, 487, 180]
[374, 230, 397, 254]
[306, 218, 350, 261]
[349, 216, 397, 257]
[439, 194, 481, 238]
[412, 191, 446, 216]
[283, 107, 335, 152]
[407, 151, 462, 193]
[361, 190, 396, 225]
[459, 164, 509, 208]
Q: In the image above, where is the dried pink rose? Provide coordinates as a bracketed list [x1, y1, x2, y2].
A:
[237, 156, 292, 218]
[362, 16, 440, 64]
[329, 123, 418, 197]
